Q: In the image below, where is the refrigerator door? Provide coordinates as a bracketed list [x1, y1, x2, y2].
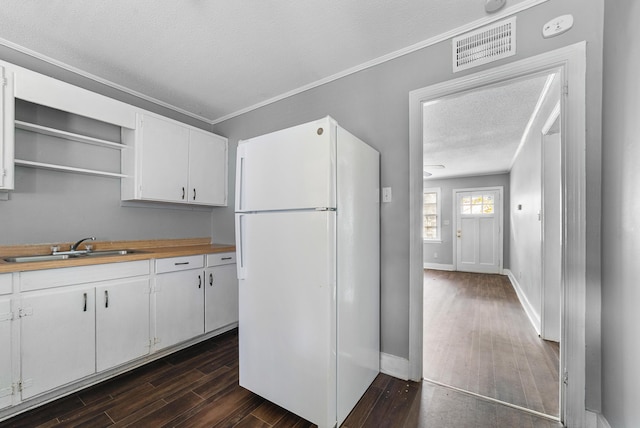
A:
[235, 117, 336, 212]
[236, 210, 337, 428]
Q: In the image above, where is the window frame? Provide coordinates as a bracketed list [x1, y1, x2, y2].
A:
[423, 187, 441, 242]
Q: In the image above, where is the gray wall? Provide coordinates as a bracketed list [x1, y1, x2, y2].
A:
[422, 174, 510, 267]
[212, 1, 604, 411]
[601, 1, 640, 426]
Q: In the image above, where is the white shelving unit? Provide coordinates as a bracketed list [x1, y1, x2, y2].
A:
[14, 119, 128, 179]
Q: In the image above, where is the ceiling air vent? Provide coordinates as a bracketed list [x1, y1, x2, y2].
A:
[452, 17, 516, 73]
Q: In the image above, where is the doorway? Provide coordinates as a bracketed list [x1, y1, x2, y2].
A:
[420, 71, 561, 419]
[408, 43, 588, 427]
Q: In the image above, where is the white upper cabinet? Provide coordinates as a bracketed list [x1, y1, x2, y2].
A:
[123, 113, 228, 206]
[188, 128, 227, 206]
[138, 114, 190, 202]
[0, 65, 15, 191]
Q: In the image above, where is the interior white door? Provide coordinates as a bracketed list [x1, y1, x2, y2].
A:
[235, 117, 336, 212]
[542, 131, 562, 342]
[455, 189, 502, 274]
[236, 210, 336, 428]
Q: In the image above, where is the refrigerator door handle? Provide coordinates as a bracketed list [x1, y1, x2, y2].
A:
[237, 155, 245, 211]
[236, 214, 247, 279]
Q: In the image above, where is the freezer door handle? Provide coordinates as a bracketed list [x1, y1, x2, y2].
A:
[236, 214, 247, 279]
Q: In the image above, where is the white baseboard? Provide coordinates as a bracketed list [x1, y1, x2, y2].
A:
[380, 352, 410, 381]
[423, 262, 454, 271]
[504, 269, 541, 336]
[585, 410, 612, 428]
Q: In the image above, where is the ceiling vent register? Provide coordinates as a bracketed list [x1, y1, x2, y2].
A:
[452, 17, 516, 73]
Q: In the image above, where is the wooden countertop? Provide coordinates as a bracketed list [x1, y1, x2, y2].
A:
[0, 238, 236, 273]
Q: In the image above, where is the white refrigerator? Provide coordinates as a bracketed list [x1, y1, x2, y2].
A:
[235, 116, 380, 428]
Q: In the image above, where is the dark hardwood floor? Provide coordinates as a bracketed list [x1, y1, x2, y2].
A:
[0, 327, 560, 427]
[423, 270, 560, 418]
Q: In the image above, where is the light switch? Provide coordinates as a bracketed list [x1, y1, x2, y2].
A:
[382, 187, 392, 203]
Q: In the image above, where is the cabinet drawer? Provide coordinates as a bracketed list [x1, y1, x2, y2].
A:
[206, 252, 236, 267]
[155, 255, 204, 274]
[0, 274, 11, 295]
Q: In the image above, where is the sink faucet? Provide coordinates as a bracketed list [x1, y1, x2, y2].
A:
[70, 236, 96, 252]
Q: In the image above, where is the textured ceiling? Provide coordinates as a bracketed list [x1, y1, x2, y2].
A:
[0, 0, 538, 123]
[423, 73, 554, 180]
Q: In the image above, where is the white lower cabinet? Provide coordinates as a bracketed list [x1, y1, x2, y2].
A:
[96, 278, 151, 372]
[154, 255, 205, 350]
[20, 286, 96, 400]
[0, 298, 12, 410]
[205, 253, 238, 333]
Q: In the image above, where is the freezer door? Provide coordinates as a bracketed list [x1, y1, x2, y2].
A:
[235, 117, 336, 212]
[236, 210, 337, 427]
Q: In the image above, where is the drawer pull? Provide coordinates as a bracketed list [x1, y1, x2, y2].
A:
[175, 262, 190, 266]
[221, 257, 232, 261]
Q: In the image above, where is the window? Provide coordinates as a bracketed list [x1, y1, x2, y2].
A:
[423, 188, 441, 241]
[460, 194, 495, 215]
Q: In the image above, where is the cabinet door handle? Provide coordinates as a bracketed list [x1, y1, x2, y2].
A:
[209, 273, 213, 286]
[193, 188, 196, 201]
[105, 290, 109, 308]
[182, 187, 185, 200]
[198, 275, 202, 288]
[83, 293, 87, 312]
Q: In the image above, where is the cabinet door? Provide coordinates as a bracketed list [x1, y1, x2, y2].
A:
[155, 269, 204, 350]
[0, 65, 15, 191]
[188, 129, 227, 206]
[0, 298, 12, 409]
[205, 264, 238, 333]
[139, 114, 189, 202]
[20, 286, 95, 399]
[96, 278, 150, 372]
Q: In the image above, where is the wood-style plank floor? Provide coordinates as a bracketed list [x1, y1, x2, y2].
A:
[1, 327, 561, 427]
[422, 270, 560, 417]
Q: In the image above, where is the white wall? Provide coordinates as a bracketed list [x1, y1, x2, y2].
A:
[508, 75, 560, 332]
[601, 1, 640, 426]
[422, 174, 510, 268]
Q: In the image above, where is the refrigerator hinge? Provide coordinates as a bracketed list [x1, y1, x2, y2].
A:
[315, 207, 336, 211]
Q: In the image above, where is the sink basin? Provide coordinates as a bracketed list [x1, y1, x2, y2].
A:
[4, 254, 71, 263]
[3, 249, 146, 263]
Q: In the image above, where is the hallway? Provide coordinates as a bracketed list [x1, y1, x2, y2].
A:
[422, 270, 560, 419]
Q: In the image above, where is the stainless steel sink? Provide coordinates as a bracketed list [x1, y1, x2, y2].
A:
[4, 254, 72, 263]
[3, 249, 145, 263]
